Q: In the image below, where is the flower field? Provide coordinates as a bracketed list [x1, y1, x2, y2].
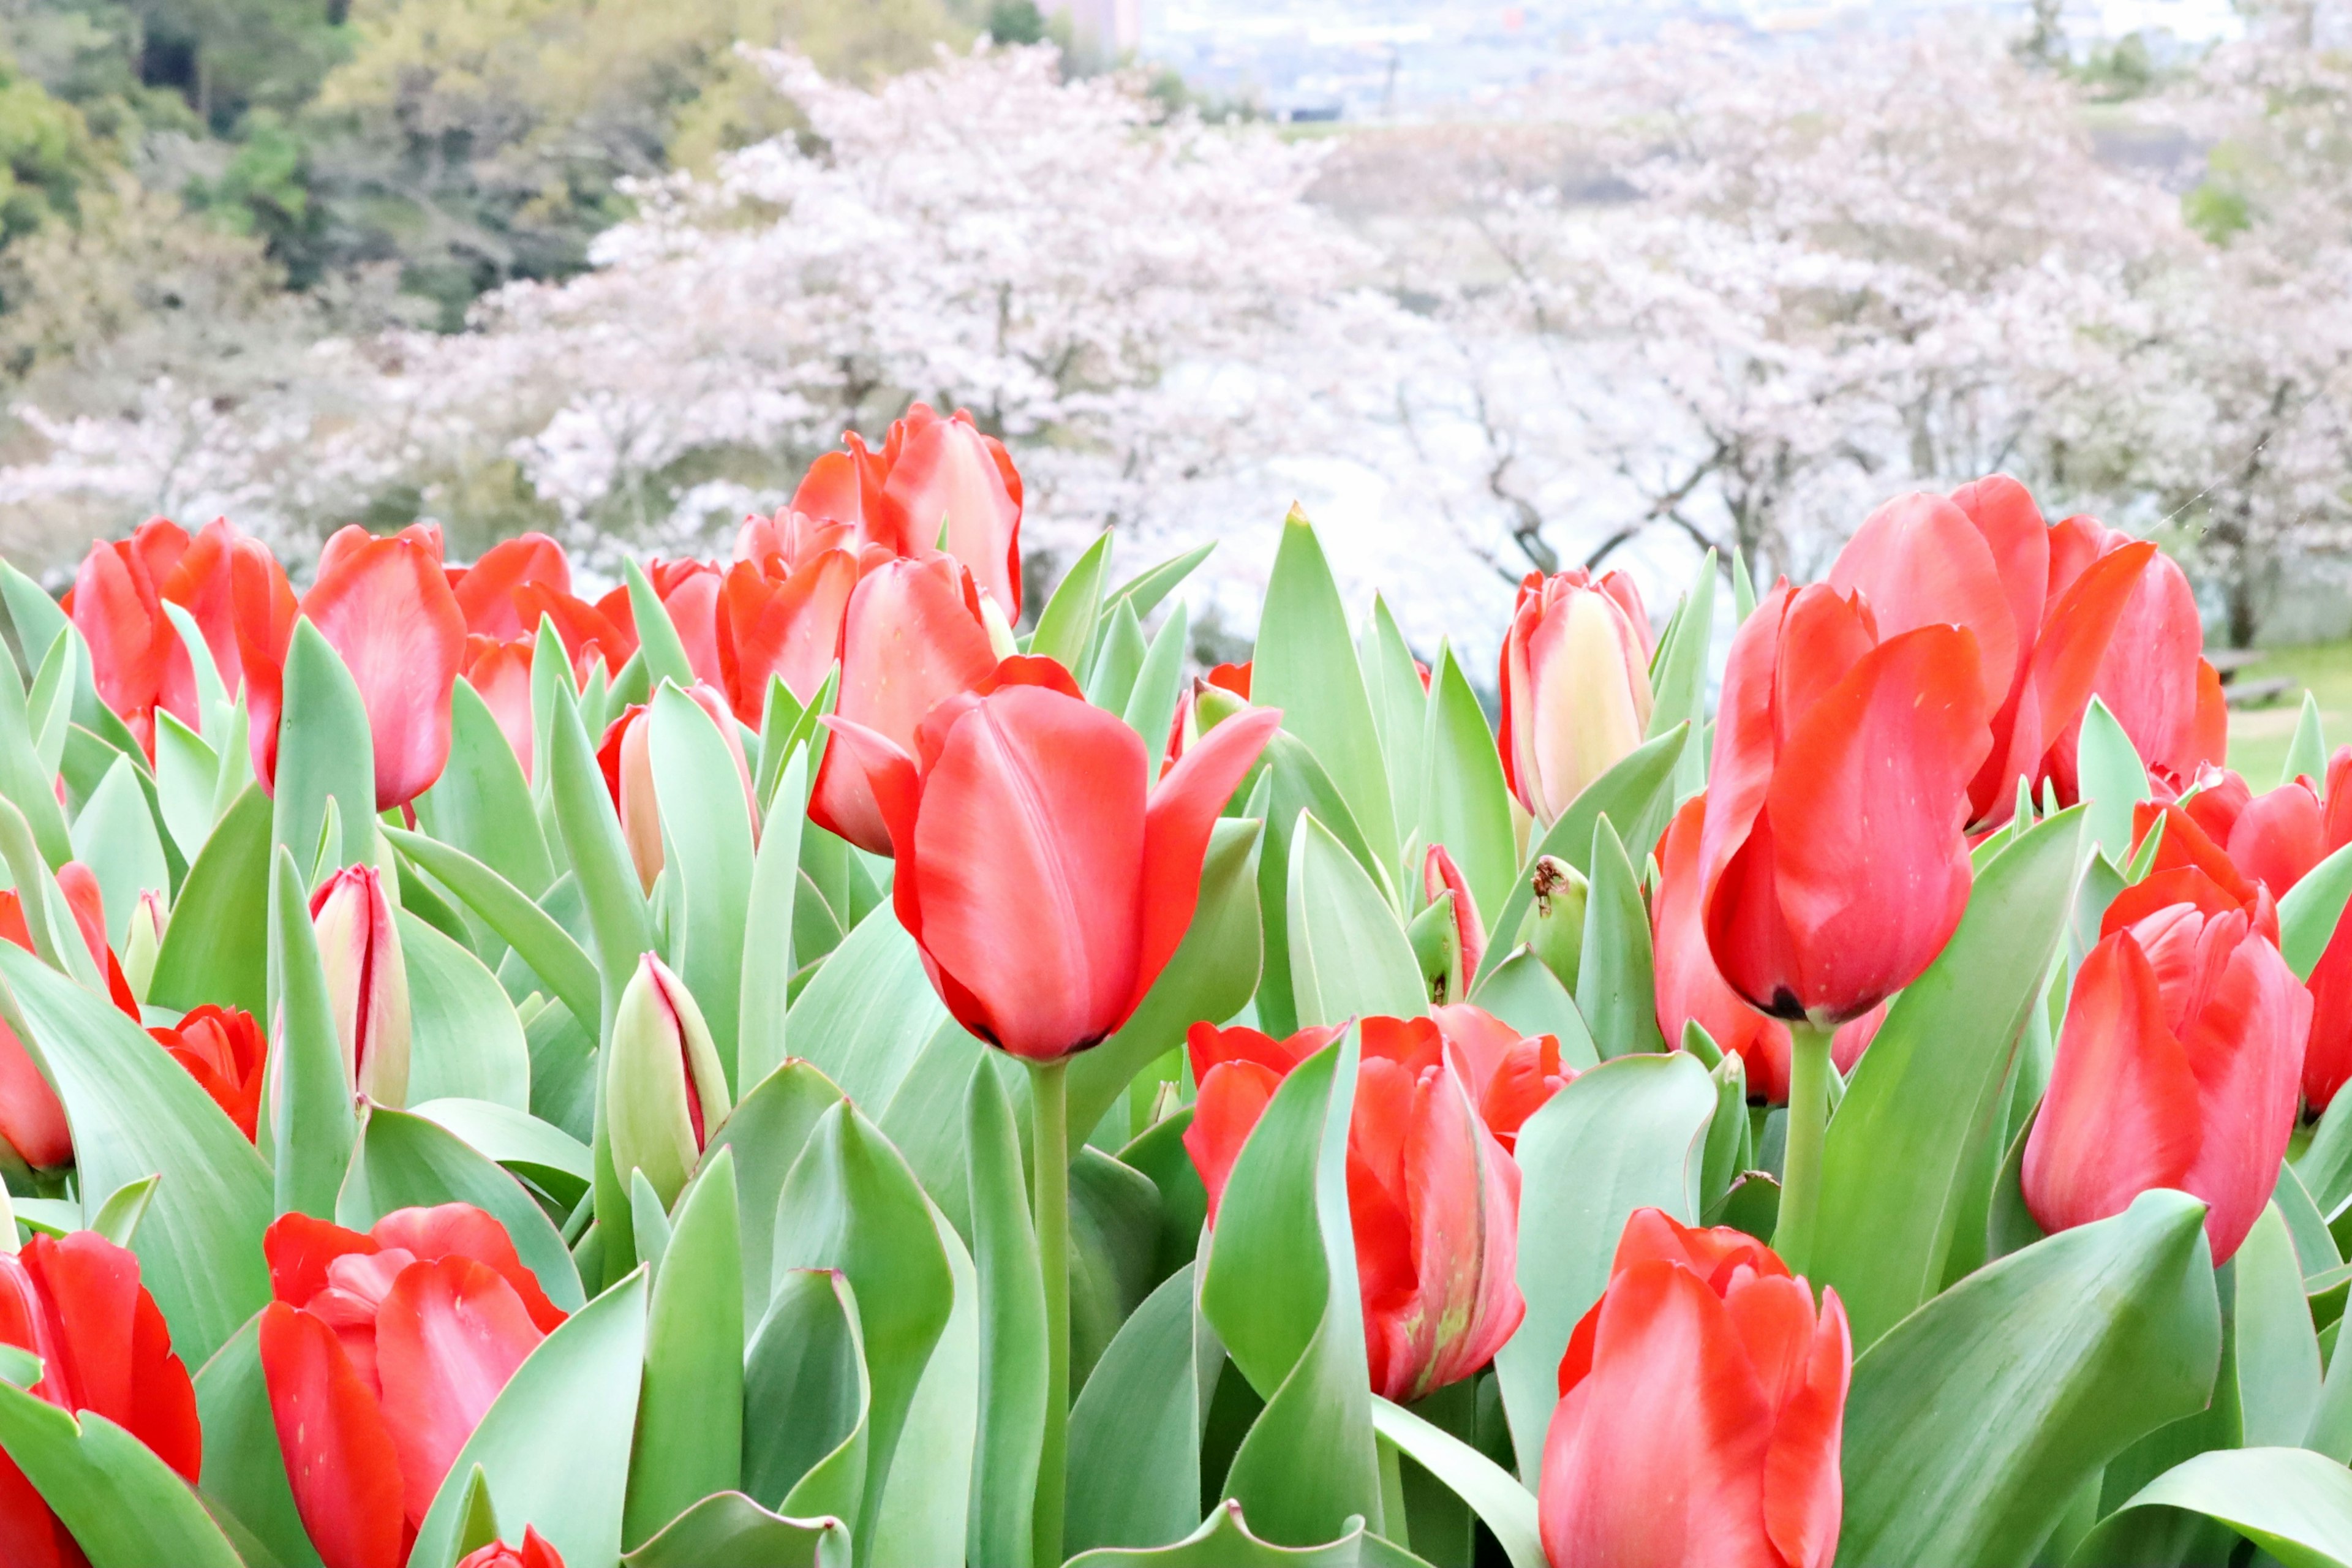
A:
[3, 410, 2352, 1567]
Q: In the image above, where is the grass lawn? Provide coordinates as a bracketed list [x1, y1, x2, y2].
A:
[2225, 641, 2352, 786]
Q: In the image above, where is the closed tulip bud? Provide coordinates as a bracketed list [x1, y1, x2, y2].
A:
[1516, 854, 1587, 993]
[123, 888, 168, 1003]
[309, 865, 410, 1109]
[606, 954, 731, 1208]
[1422, 845, 1487, 993]
[1498, 569, 1654, 826]
[597, 682, 755, 894]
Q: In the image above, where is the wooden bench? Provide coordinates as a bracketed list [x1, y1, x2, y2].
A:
[2225, 676, 2297, 709]
[2209, 648, 2266, 683]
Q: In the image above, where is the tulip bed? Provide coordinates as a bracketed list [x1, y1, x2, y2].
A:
[4, 415, 2352, 1568]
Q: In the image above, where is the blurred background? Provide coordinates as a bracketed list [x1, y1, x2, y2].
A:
[0, 0, 2342, 766]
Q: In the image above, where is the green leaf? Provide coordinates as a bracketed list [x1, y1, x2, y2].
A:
[410, 1098, 590, 1208]
[1121, 600, 1190, 755]
[1368, 1396, 1545, 1568]
[1066, 1264, 1216, 1555]
[705, 1060, 845, 1329]
[1838, 1190, 2223, 1568]
[740, 748, 809, 1090]
[866, 1203, 977, 1568]
[26, 628, 75, 780]
[409, 1268, 649, 1568]
[1808, 807, 2086, 1349]
[148, 785, 272, 1016]
[1066, 1501, 1428, 1567]
[402, 908, 531, 1109]
[194, 1313, 325, 1568]
[1477, 725, 1687, 985]
[650, 682, 757, 1085]
[2283, 840, 2352, 982]
[1250, 733, 1390, 1036]
[627, 1147, 745, 1548]
[2073, 1447, 2352, 1568]
[547, 674, 654, 1033]
[1201, 1027, 1384, 1545]
[70, 755, 167, 947]
[785, 904, 951, 1108]
[87, 1173, 158, 1248]
[1030, 530, 1114, 675]
[2235, 1202, 2324, 1448]
[1085, 600, 1148, 717]
[1470, 948, 1596, 1070]
[624, 559, 698, 689]
[384, 826, 602, 1030]
[1070, 1147, 1162, 1389]
[1253, 507, 1398, 879]
[416, 678, 555, 899]
[622, 1492, 851, 1568]
[337, 1105, 584, 1313]
[0, 944, 271, 1364]
[1359, 597, 1428, 845]
[272, 619, 376, 870]
[1417, 644, 1515, 933]
[1574, 815, 1661, 1057]
[0, 1380, 243, 1568]
[1288, 813, 1426, 1028]
[0, 635, 72, 868]
[965, 1065, 1046, 1568]
[1646, 551, 1717, 796]
[0, 796, 101, 992]
[1102, 541, 1215, 625]
[153, 712, 222, 864]
[2286, 693, 2331, 790]
[1491, 1052, 1714, 1477]
[745, 1267, 872, 1521]
[2076, 697, 2147, 865]
[267, 845, 355, 1216]
[156, 601, 231, 742]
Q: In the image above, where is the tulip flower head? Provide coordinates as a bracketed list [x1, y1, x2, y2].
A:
[1540, 1210, 1849, 1568]
[68, 515, 259, 753]
[714, 549, 859, 723]
[793, 404, 1025, 618]
[0, 1231, 202, 1568]
[1498, 568, 1655, 826]
[447, 534, 571, 641]
[1186, 1016, 1529, 1402]
[260, 1205, 567, 1568]
[596, 682, 756, 894]
[309, 865, 411, 1110]
[2024, 867, 2310, 1264]
[606, 953, 732, 1208]
[1698, 579, 1993, 1026]
[456, 1527, 565, 1568]
[825, 657, 1279, 1060]
[0, 862, 141, 1169]
[153, 1003, 268, 1142]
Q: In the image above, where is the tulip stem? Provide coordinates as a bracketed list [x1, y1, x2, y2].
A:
[1030, 1057, 1070, 1568]
[1776, 1020, 1834, 1275]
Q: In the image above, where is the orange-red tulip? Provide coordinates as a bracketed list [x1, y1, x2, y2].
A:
[259, 1205, 567, 1568]
[461, 635, 536, 778]
[714, 551, 858, 723]
[0, 1231, 202, 1568]
[151, 1003, 266, 1142]
[456, 1528, 565, 1568]
[2025, 867, 2308, 1264]
[1698, 580, 1992, 1026]
[1539, 1210, 1849, 1568]
[1186, 1014, 1526, 1401]
[446, 533, 570, 641]
[826, 658, 1276, 1060]
[1498, 568, 1654, 826]
[796, 404, 1025, 617]
[69, 516, 268, 752]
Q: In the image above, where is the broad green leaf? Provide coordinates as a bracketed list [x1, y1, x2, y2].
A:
[194, 1313, 325, 1568]
[1086, 600, 1148, 717]
[794, 823, 883, 973]
[1838, 1190, 2223, 1568]
[965, 1064, 1046, 1568]
[148, 784, 272, 1016]
[2287, 694, 2331, 790]
[1368, 1396, 1545, 1568]
[410, 1098, 590, 1208]
[745, 1267, 871, 1521]
[1809, 808, 2086, 1349]
[2283, 840, 2352, 981]
[1251, 733, 1389, 1038]
[2076, 697, 2147, 865]
[1069, 1147, 1162, 1390]
[1360, 597, 1428, 843]
[866, 1204, 978, 1568]
[1066, 1501, 1427, 1567]
[337, 1105, 584, 1313]
[1477, 725, 1686, 985]
[1121, 600, 1189, 753]
[416, 678, 555, 898]
[624, 559, 697, 688]
[0, 1381, 243, 1568]
[2236, 1202, 2323, 1449]
[2275, 1163, 2342, 1277]
[739, 748, 808, 1090]
[706, 1060, 845, 1329]
[546, 673, 654, 1034]
[621, 1492, 851, 1568]
[402, 908, 531, 1109]
[1289, 813, 1425, 1028]
[87, 1173, 157, 1249]
[409, 1269, 649, 1568]
[271, 619, 375, 869]
[26, 629, 74, 778]
[153, 712, 222, 864]
[384, 826, 602, 1030]
[1470, 948, 1596, 1069]
[70, 756, 167, 946]
[1417, 644, 1515, 933]
[1646, 551, 1717, 797]
[1030, 530, 1113, 675]
[785, 905, 950, 1109]
[1491, 1052, 1714, 1477]
[627, 1147, 744, 1548]
[874, 1020, 988, 1238]
[0, 568, 146, 765]
[156, 601, 230, 741]
[650, 683, 756, 1084]
[0, 944, 273, 1363]
[1730, 551, 1757, 621]
[1202, 1028, 1384, 1545]
[0, 796, 102, 990]
[1253, 507, 1397, 878]
[0, 635, 72, 867]
[1102, 541, 1214, 625]
[1574, 814, 1660, 1057]
[1066, 1264, 1215, 1555]
[2073, 1447, 2352, 1568]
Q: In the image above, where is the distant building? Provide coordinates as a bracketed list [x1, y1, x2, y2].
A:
[1044, 0, 1144, 55]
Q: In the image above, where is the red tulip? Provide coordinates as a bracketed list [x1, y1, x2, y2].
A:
[790, 431, 891, 543]
[1186, 1015, 1526, 1401]
[807, 557, 1005, 856]
[0, 1232, 202, 1568]
[508, 582, 634, 683]
[461, 635, 536, 778]
[311, 866, 411, 1110]
[825, 658, 1276, 1060]
[1539, 1210, 1849, 1568]
[714, 551, 858, 723]
[1828, 479, 2157, 828]
[235, 525, 467, 812]
[2025, 868, 2309, 1264]
[456, 1527, 565, 1568]
[1698, 580, 1991, 1027]
[1427, 1002, 1570, 1150]
[2111, 801, 2281, 942]
[1498, 568, 1655, 826]
[595, 683, 755, 894]
[69, 516, 268, 753]
[0, 863, 140, 1169]
[151, 1003, 266, 1142]
[1422, 843, 1488, 990]
[2040, 515, 2225, 801]
[797, 405, 1026, 617]
[259, 1205, 567, 1568]
[447, 534, 570, 641]
[1653, 796, 1886, 1102]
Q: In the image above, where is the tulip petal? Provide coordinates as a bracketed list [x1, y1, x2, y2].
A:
[1829, 491, 2017, 711]
[2228, 780, 2327, 896]
[368, 1204, 568, 1335]
[1654, 795, 1798, 1100]
[2175, 930, 2311, 1262]
[1185, 1060, 1280, 1223]
[1975, 541, 2154, 825]
[374, 1257, 545, 1529]
[451, 535, 569, 641]
[881, 405, 1024, 617]
[301, 527, 467, 811]
[260, 1302, 409, 1568]
[1131, 706, 1281, 1017]
[0, 1017, 70, 1169]
[718, 552, 857, 722]
[657, 570, 727, 693]
[1761, 1287, 1850, 1568]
